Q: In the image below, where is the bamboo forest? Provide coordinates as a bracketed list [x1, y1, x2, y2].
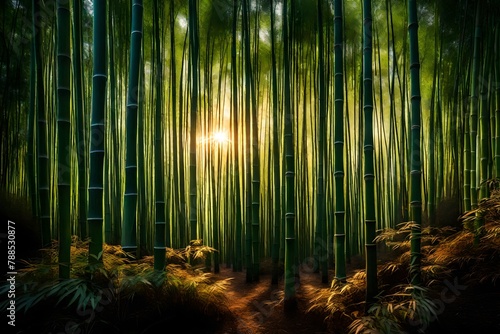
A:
[2, 0, 500, 333]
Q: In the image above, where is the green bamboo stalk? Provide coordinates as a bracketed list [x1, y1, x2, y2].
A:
[56, 0, 72, 279]
[436, 38, 444, 205]
[363, 0, 377, 302]
[212, 149, 220, 273]
[33, 0, 52, 247]
[137, 56, 147, 257]
[464, 99, 471, 211]
[472, 2, 486, 245]
[28, 53, 36, 213]
[122, 0, 143, 255]
[270, 0, 281, 284]
[152, 0, 165, 271]
[28, 0, 36, 220]
[241, 0, 253, 282]
[408, 0, 422, 287]
[178, 27, 189, 248]
[398, 2, 410, 225]
[478, 62, 490, 201]
[450, 7, 467, 206]
[328, 17, 336, 266]
[495, 24, 500, 178]
[108, 4, 122, 245]
[334, 0, 347, 283]
[428, 2, 438, 226]
[386, 0, 402, 229]
[470, 1, 481, 212]
[283, 0, 297, 311]
[188, 0, 199, 241]
[316, 0, 328, 284]
[87, 1, 107, 261]
[88, 0, 107, 263]
[246, 0, 261, 282]
[231, 0, 243, 273]
[33, 0, 51, 247]
[170, 0, 184, 248]
[476, 16, 493, 244]
[73, 0, 87, 240]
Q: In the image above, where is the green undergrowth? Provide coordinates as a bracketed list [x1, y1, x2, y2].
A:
[309, 190, 500, 334]
[0, 239, 232, 334]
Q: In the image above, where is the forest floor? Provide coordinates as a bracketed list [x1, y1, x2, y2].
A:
[3, 189, 500, 334]
[214, 265, 333, 334]
[208, 258, 500, 334]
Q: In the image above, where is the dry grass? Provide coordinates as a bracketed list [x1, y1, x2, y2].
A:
[307, 270, 368, 333]
[2, 238, 232, 333]
[308, 190, 500, 333]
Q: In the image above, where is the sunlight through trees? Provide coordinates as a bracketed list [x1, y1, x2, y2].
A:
[1, 0, 500, 321]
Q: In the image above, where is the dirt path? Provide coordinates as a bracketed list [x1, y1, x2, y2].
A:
[214, 266, 334, 334]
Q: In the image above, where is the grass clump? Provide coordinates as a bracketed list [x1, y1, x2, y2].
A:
[0, 238, 231, 334]
[308, 188, 500, 333]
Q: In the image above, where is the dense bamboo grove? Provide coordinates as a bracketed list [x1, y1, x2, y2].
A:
[1, 0, 500, 309]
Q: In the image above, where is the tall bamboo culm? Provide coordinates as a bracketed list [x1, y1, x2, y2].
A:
[495, 24, 500, 178]
[188, 0, 199, 241]
[153, 0, 166, 271]
[362, 0, 378, 304]
[28, 1, 36, 221]
[470, 2, 483, 245]
[283, 0, 297, 311]
[334, 0, 347, 284]
[88, 0, 107, 262]
[316, 0, 328, 284]
[56, 0, 72, 279]
[270, 0, 281, 284]
[33, 0, 51, 247]
[408, 0, 423, 286]
[231, 0, 243, 273]
[122, 0, 144, 255]
[73, 0, 87, 239]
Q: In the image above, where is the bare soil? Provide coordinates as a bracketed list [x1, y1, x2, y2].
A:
[208, 261, 500, 334]
[214, 266, 334, 334]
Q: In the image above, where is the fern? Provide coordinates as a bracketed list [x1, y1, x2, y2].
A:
[1, 239, 230, 333]
[347, 285, 438, 334]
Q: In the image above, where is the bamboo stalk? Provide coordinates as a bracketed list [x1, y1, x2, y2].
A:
[88, 0, 107, 263]
[56, 0, 72, 279]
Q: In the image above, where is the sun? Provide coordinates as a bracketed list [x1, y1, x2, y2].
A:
[212, 131, 230, 144]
